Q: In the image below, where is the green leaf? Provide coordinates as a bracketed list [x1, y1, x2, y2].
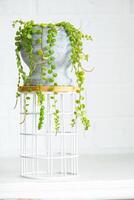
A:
[49, 78, 54, 83]
[48, 69, 52, 74]
[85, 34, 92, 41]
[85, 54, 89, 61]
[36, 38, 42, 44]
[51, 64, 56, 70]
[40, 23, 46, 27]
[53, 73, 57, 77]
[36, 29, 43, 34]
[26, 97, 30, 100]
[27, 34, 32, 39]
[37, 49, 43, 56]
[75, 100, 80, 104]
[81, 104, 85, 109]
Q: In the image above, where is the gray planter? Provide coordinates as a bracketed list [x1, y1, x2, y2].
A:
[21, 26, 74, 86]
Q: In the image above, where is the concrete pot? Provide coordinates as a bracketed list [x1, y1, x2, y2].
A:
[21, 26, 74, 86]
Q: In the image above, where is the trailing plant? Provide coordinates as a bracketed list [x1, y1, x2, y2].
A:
[13, 20, 92, 132]
[36, 91, 45, 129]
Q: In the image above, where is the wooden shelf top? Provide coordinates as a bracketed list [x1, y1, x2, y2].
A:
[19, 85, 79, 93]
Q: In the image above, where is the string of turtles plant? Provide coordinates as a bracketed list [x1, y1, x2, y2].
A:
[13, 20, 92, 132]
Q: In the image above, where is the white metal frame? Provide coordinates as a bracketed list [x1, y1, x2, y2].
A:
[20, 92, 78, 179]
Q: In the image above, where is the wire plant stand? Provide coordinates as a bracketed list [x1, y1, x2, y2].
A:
[19, 86, 79, 179]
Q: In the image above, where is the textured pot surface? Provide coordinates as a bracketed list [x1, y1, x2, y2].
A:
[21, 26, 74, 86]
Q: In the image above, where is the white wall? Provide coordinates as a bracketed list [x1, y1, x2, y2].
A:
[0, 0, 134, 156]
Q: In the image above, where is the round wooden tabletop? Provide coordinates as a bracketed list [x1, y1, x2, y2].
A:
[19, 85, 79, 93]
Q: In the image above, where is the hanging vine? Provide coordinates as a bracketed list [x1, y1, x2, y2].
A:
[13, 20, 92, 131]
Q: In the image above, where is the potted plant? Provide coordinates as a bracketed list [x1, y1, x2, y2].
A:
[13, 20, 92, 132]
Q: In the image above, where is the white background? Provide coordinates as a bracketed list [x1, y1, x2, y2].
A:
[0, 0, 134, 156]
